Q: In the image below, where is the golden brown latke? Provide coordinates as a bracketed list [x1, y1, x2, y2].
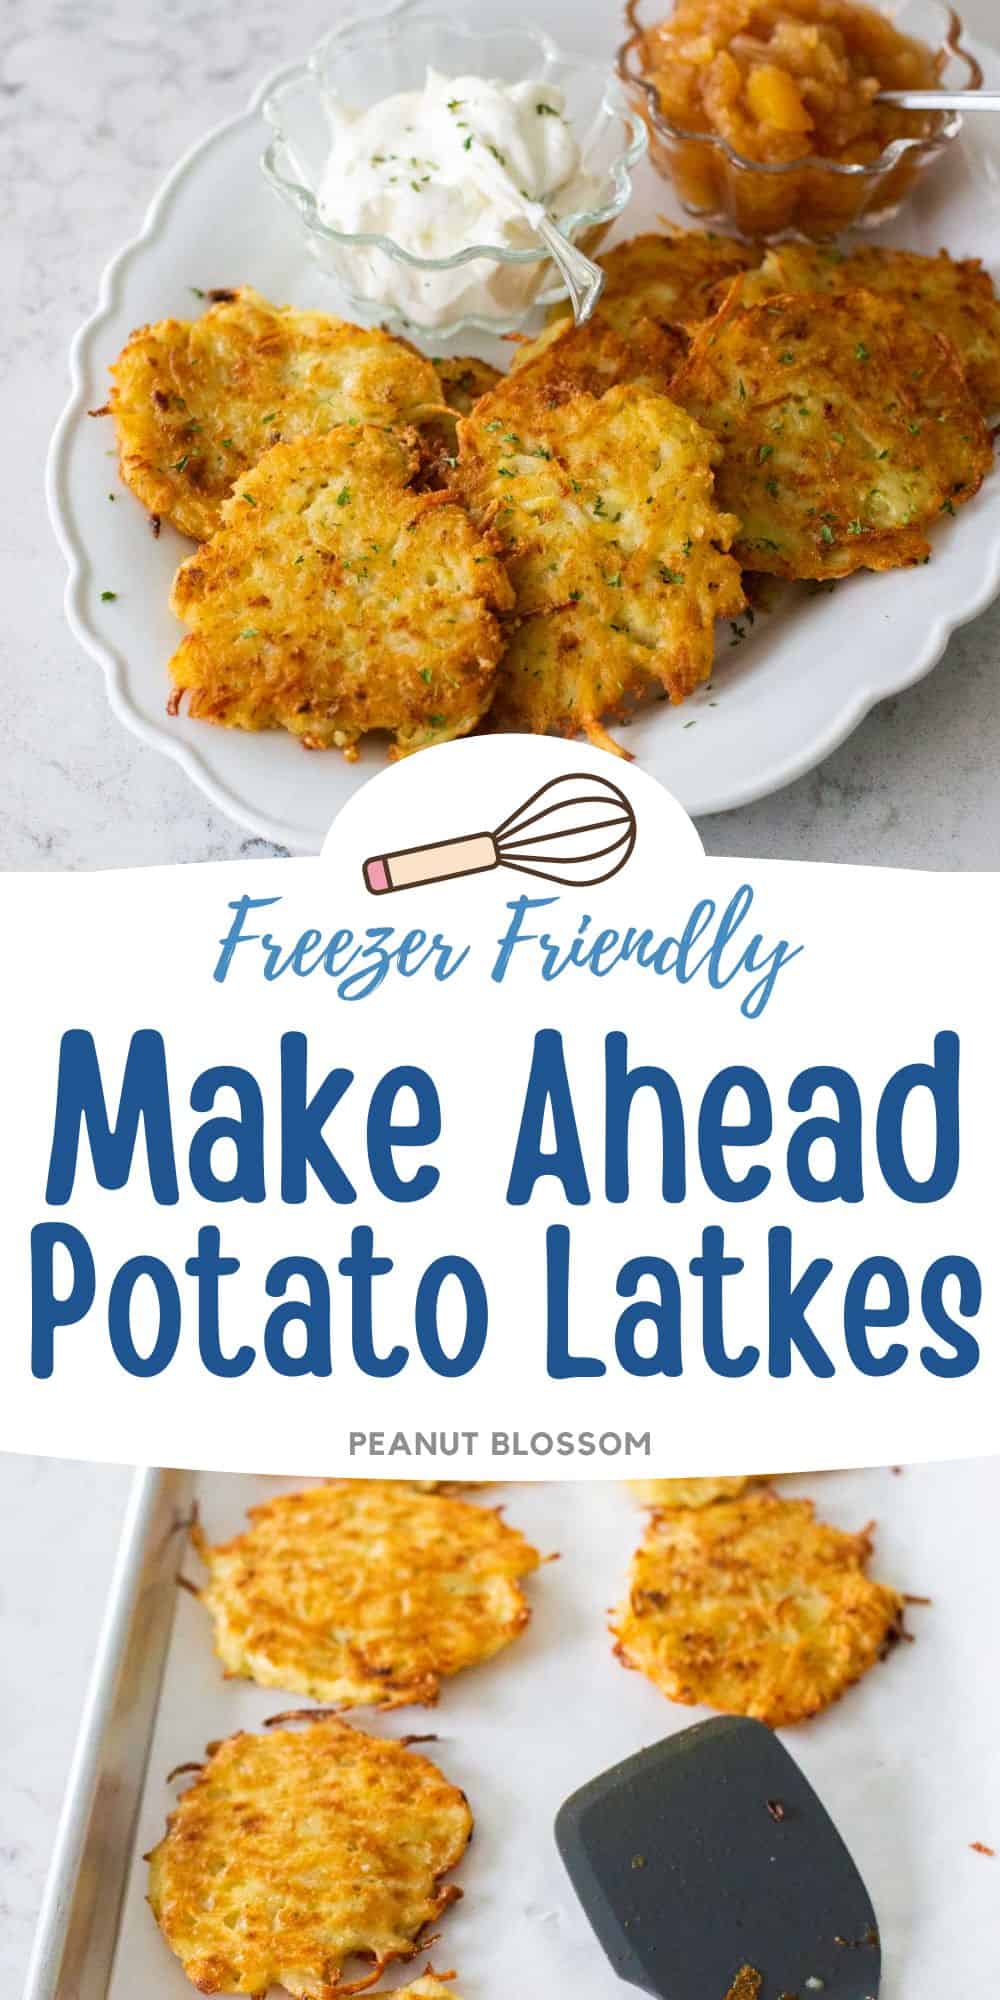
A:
[453, 381, 744, 747]
[629, 1476, 761, 1509]
[723, 1969, 763, 2000]
[167, 425, 513, 757]
[371, 1981, 462, 1999]
[194, 1479, 542, 1707]
[739, 242, 1000, 417]
[147, 1717, 472, 1997]
[501, 312, 685, 407]
[671, 284, 992, 579]
[109, 287, 444, 539]
[611, 1490, 904, 1727]
[397, 1481, 494, 1493]
[418, 356, 505, 486]
[516, 228, 760, 364]
[434, 354, 503, 415]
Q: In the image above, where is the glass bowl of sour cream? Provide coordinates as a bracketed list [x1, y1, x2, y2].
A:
[260, 13, 646, 337]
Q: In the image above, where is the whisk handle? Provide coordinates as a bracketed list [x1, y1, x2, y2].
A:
[363, 830, 499, 895]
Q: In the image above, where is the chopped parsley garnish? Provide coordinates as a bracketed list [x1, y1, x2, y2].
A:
[100, 589, 117, 601]
[855, 342, 870, 362]
[336, 486, 351, 506]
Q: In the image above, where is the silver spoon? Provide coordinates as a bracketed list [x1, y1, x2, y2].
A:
[532, 214, 606, 324]
[877, 88, 1000, 109]
[463, 144, 606, 324]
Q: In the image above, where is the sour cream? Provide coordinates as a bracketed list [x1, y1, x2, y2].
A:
[316, 68, 600, 327]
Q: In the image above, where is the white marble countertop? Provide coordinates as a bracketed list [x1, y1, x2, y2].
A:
[2, 0, 999, 1988]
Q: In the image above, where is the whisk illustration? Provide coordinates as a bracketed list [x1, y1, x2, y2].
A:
[363, 771, 637, 896]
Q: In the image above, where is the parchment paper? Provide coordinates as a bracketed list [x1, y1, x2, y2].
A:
[108, 1464, 999, 1998]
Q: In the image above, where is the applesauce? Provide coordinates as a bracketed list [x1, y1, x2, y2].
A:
[621, 0, 955, 237]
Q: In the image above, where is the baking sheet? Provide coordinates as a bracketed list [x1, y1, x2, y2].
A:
[101, 1463, 998, 1998]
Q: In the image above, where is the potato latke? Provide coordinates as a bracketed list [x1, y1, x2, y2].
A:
[738, 242, 1000, 417]
[147, 1717, 471, 1996]
[672, 285, 992, 578]
[723, 1969, 763, 2000]
[433, 354, 502, 416]
[372, 1980, 462, 1999]
[504, 311, 685, 403]
[167, 425, 513, 756]
[109, 287, 443, 539]
[194, 1479, 541, 1707]
[453, 381, 744, 745]
[629, 1477, 761, 1509]
[523, 229, 760, 356]
[611, 1490, 903, 1727]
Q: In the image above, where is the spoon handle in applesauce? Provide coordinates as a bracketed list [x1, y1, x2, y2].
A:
[876, 88, 1000, 108]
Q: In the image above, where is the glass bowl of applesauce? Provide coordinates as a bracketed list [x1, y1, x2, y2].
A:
[618, 0, 981, 239]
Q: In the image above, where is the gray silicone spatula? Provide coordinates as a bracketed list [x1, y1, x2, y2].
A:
[555, 1717, 881, 2000]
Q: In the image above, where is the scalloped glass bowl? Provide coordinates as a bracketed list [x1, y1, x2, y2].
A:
[618, 0, 981, 241]
[260, 16, 646, 338]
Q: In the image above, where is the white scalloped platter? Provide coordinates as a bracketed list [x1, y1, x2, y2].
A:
[47, 1, 1000, 851]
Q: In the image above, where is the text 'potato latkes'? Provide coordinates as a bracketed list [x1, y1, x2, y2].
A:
[672, 285, 992, 579]
[629, 1476, 762, 1509]
[194, 1479, 542, 1708]
[611, 1490, 904, 1728]
[167, 425, 513, 757]
[522, 228, 761, 359]
[739, 241, 1000, 419]
[147, 1717, 472, 1998]
[109, 287, 446, 540]
[452, 381, 744, 749]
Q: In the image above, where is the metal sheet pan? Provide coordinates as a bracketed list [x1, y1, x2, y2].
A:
[24, 1469, 193, 2000]
[25, 1463, 1000, 1998]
